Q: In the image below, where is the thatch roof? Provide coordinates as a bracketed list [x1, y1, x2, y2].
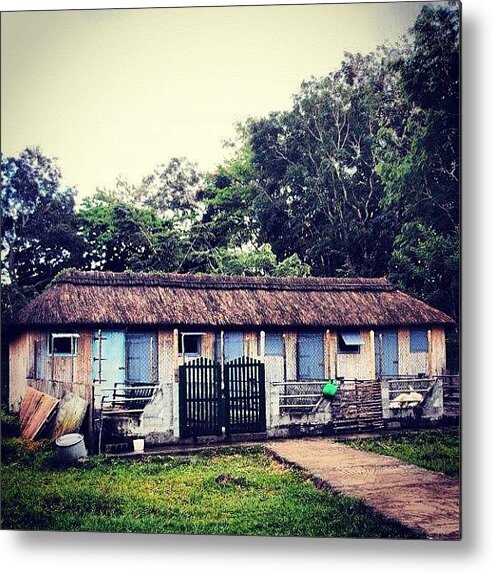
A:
[15, 271, 454, 328]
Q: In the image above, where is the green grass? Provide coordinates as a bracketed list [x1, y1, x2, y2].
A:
[1, 440, 422, 537]
[345, 428, 460, 479]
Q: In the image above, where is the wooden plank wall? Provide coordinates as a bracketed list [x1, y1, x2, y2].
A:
[158, 330, 175, 384]
[202, 332, 215, 360]
[9, 329, 93, 412]
[397, 328, 428, 376]
[284, 332, 297, 380]
[243, 331, 258, 358]
[9, 331, 32, 411]
[430, 327, 447, 376]
[335, 330, 374, 380]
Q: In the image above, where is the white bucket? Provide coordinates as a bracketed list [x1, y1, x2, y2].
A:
[133, 438, 145, 452]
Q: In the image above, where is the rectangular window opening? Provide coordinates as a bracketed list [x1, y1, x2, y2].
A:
[49, 333, 79, 356]
[410, 328, 429, 353]
[338, 330, 363, 354]
[264, 332, 284, 356]
[178, 333, 203, 356]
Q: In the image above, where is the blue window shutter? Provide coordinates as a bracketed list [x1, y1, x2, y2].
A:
[265, 333, 283, 356]
[224, 332, 244, 362]
[410, 328, 428, 353]
[298, 332, 324, 379]
[126, 332, 157, 383]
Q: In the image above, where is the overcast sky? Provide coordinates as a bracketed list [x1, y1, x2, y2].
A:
[1, 1, 434, 201]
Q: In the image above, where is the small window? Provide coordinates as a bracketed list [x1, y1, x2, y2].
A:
[178, 333, 202, 356]
[264, 332, 284, 356]
[410, 328, 428, 353]
[338, 331, 364, 354]
[49, 333, 79, 356]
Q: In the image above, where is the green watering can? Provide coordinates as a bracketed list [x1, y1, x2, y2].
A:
[322, 381, 338, 398]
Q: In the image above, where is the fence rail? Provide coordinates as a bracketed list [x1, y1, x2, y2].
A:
[276, 379, 326, 413]
[437, 374, 460, 397]
[386, 377, 436, 401]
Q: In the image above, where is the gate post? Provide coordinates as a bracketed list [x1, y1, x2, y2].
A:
[378, 333, 383, 380]
[177, 363, 186, 438]
[258, 361, 267, 432]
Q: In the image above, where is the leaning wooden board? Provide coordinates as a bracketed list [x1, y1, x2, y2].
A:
[52, 392, 88, 439]
[20, 387, 60, 440]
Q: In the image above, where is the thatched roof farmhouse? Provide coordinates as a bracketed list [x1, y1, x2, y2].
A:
[9, 271, 453, 448]
[16, 271, 453, 328]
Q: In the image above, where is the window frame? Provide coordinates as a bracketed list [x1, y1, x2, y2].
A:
[178, 332, 204, 357]
[298, 331, 325, 380]
[126, 331, 158, 384]
[48, 333, 79, 357]
[337, 330, 363, 355]
[410, 327, 429, 353]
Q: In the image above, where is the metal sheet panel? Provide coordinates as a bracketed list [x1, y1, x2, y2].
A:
[340, 331, 364, 346]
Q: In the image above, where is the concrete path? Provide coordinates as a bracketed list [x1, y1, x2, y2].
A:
[265, 438, 460, 540]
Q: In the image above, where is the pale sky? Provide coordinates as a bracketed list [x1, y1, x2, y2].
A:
[1, 1, 434, 201]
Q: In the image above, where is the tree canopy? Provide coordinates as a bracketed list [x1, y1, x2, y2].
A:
[1, 147, 84, 321]
[1, 3, 459, 370]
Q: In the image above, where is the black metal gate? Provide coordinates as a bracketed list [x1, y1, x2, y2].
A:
[178, 356, 266, 438]
[225, 357, 266, 434]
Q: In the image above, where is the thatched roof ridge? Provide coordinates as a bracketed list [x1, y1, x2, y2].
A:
[15, 271, 454, 328]
[55, 271, 395, 292]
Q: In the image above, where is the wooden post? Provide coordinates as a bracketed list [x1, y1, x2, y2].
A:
[378, 333, 383, 380]
[50, 334, 55, 382]
[260, 330, 265, 362]
[220, 330, 225, 389]
[427, 328, 433, 378]
[334, 332, 339, 380]
[282, 333, 287, 383]
[70, 335, 75, 385]
[325, 329, 331, 379]
[173, 328, 179, 381]
[370, 329, 376, 380]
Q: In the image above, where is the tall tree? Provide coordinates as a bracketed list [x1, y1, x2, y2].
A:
[197, 141, 258, 250]
[1, 147, 84, 321]
[100, 157, 203, 218]
[377, 2, 460, 369]
[247, 44, 411, 277]
[208, 244, 311, 277]
[379, 2, 460, 323]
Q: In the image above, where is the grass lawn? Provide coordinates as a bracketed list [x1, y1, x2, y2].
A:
[345, 427, 460, 479]
[1, 440, 422, 537]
